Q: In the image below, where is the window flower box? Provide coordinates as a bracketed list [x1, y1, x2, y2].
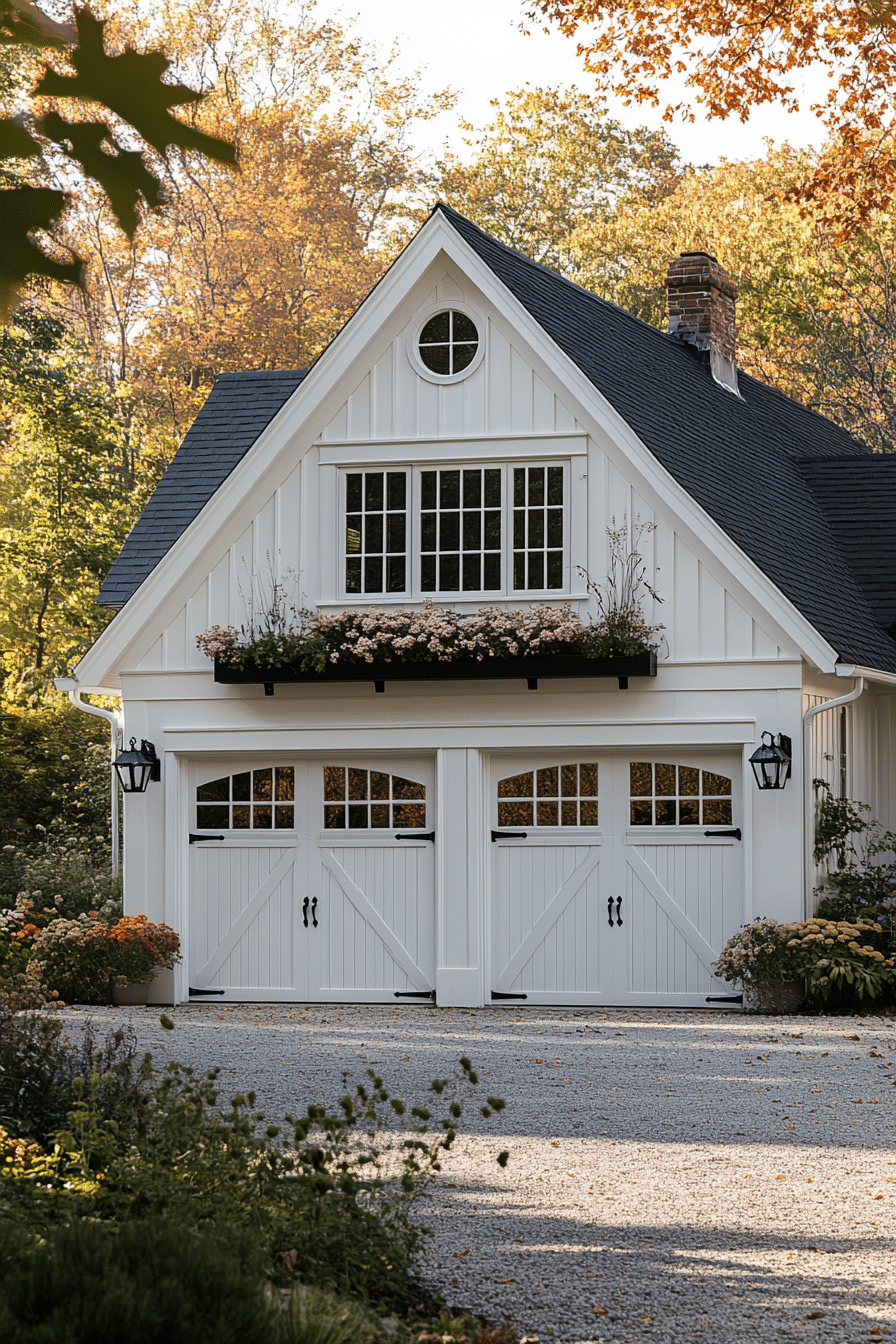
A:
[214, 650, 657, 693]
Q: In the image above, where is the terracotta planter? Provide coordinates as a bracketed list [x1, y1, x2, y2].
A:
[756, 979, 805, 1014]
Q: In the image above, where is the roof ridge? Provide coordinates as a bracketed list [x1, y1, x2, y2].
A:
[433, 201, 672, 341]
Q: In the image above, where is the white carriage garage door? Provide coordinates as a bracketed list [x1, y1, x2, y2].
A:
[490, 753, 742, 1007]
[188, 758, 435, 1003]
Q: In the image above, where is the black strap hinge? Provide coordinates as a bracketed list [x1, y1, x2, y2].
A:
[189, 833, 225, 843]
[189, 987, 225, 995]
[491, 990, 528, 1000]
[704, 828, 741, 840]
[395, 831, 435, 841]
[706, 994, 743, 1003]
[491, 830, 528, 841]
[394, 990, 435, 999]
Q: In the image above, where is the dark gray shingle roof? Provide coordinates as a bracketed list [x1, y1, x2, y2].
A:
[98, 370, 305, 609]
[799, 455, 896, 636]
[437, 204, 896, 672]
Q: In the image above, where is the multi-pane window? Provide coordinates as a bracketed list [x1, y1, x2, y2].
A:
[323, 767, 426, 829]
[196, 768, 295, 830]
[497, 763, 598, 828]
[629, 763, 733, 826]
[342, 463, 565, 598]
[513, 465, 564, 590]
[418, 310, 479, 375]
[421, 468, 502, 593]
[345, 471, 407, 594]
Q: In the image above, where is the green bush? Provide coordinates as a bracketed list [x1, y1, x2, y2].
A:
[0, 702, 112, 849]
[0, 1011, 146, 1147]
[813, 781, 896, 921]
[0, 1217, 274, 1344]
[2, 1037, 505, 1312]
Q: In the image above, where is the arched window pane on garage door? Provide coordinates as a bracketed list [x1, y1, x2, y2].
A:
[196, 767, 295, 830]
[323, 767, 426, 829]
[497, 763, 598, 827]
[629, 762, 732, 826]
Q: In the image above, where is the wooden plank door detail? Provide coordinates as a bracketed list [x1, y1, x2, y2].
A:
[491, 841, 608, 1002]
[621, 838, 739, 998]
[315, 841, 435, 998]
[189, 841, 297, 994]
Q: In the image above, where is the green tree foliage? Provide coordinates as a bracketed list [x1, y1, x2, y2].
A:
[0, 700, 109, 843]
[437, 86, 681, 276]
[0, 310, 166, 695]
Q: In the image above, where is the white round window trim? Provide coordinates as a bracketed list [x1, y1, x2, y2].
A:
[408, 304, 485, 384]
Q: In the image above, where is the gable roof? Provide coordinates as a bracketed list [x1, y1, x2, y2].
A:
[98, 369, 305, 609]
[437, 204, 896, 673]
[96, 204, 896, 673]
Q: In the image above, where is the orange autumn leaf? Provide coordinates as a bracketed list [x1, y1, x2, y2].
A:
[525, 0, 896, 229]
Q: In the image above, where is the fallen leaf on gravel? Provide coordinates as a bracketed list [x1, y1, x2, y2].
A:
[805, 1313, 825, 1320]
[452, 1250, 471, 1258]
[591, 1308, 608, 1316]
[534, 1058, 544, 1064]
[550, 1140, 560, 1147]
[496, 1279, 515, 1284]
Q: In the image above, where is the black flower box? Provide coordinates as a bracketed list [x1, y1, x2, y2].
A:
[214, 650, 657, 694]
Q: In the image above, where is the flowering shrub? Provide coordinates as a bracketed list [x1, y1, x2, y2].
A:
[197, 599, 657, 672]
[30, 913, 114, 1005]
[2, 901, 181, 1004]
[99, 914, 181, 982]
[714, 915, 896, 1009]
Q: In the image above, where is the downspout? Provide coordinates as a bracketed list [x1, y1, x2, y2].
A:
[54, 678, 123, 879]
[802, 674, 865, 918]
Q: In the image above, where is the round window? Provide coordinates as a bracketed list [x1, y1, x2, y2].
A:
[418, 309, 479, 376]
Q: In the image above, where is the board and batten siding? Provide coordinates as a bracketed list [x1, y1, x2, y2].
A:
[127, 269, 795, 675]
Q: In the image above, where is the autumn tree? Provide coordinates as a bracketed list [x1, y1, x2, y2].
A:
[575, 145, 896, 450]
[436, 86, 680, 275]
[43, 0, 453, 430]
[525, 0, 896, 228]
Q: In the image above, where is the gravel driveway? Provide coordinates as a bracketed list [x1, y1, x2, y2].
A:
[57, 1004, 896, 1343]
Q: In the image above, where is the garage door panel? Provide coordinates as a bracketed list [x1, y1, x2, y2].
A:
[494, 842, 608, 999]
[317, 843, 434, 994]
[190, 843, 296, 992]
[626, 862, 716, 995]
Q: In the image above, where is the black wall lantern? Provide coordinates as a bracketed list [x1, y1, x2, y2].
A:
[749, 731, 792, 790]
[113, 738, 161, 793]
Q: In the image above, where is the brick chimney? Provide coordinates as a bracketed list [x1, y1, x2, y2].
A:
[665, 251, 739, 395]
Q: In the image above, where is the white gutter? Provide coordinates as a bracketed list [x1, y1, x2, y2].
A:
[54, 678, 123, 878]
[801, 671, 865, 917]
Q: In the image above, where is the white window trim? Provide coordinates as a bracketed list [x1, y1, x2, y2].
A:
[406, 301, 486, 385]
[335, 457, 581, 604]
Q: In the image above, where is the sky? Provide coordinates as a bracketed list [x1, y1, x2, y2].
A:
[338, 0, 828, 167]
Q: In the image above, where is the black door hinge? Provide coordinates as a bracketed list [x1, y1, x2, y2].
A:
[394, 989, 435, 999]
[189, 833, 225, 843]
[396, 831, 435, 841]
[189, 987, 225, 995]
[491, 830, 528, 841]
[491, 990, 528, 1000]
[704, 828, 741, 840]
[706, 994, 743, 1003]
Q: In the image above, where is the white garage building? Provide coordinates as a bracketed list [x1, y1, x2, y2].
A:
[66, 206, 896, 1007]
